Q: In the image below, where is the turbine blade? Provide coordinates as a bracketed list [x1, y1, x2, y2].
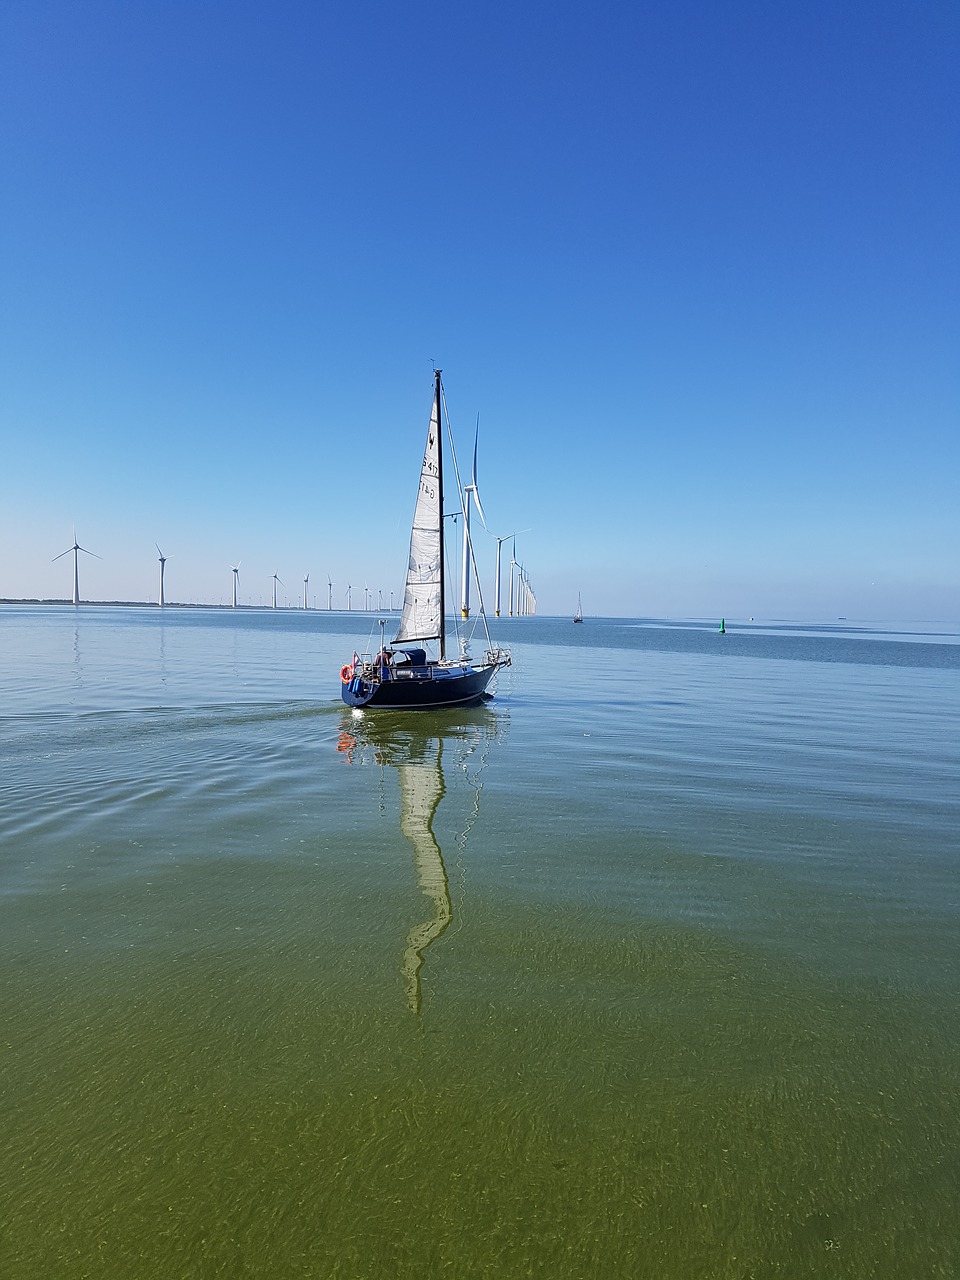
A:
[52, 548, 72, 562]
[472, 486, 488, 530]
[471, 417, 479, 488]
[77, 545, 102, 559]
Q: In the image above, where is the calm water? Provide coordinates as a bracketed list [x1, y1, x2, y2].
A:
[1, 605, 958, 1278]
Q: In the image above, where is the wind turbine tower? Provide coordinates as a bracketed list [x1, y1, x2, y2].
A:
[460, 422, 488, 618]
[53, 530, 101, 605]
[327, 577, 333, 610]
[514, 564, 536, 616]
[156, 544, 167, 607]
[303, 574, 309, 609]
[231, 564, 241, 607]
[492, 528, 528, 618]
[272, 572, 283, 609]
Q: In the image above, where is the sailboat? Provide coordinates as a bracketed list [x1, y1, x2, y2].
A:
[340, 370, 511, 710]
[573, 592, 583, 623]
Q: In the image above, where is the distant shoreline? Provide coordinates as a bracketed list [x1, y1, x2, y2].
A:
[1, 601, 957, 629]
[0, 599, 337, 611]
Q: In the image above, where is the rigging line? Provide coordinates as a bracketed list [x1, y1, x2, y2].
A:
[446, 518, 485, 650]
[443, 530, 464, 649]
[377, 741, 386, 816]
[359, 615, 382, 654]
[446, 511, 484, 647]
[451, 723, 496, 938]
[449, 729, 482, 936]
[467, 522, 493, 647]
[456, 765, 485, 851]
[439, 380, 495, 651]
[442, 540, 483, 648]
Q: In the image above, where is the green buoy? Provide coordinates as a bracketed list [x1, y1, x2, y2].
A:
[719, 618, 726, 634]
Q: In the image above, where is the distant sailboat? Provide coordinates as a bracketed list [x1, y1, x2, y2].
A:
[340, 370, 510, 710]
[573, 592, 583, 623]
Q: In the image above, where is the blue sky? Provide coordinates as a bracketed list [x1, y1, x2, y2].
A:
[1, 0, 957, 619]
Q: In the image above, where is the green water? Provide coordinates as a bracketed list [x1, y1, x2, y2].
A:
[1, 607, 958, 1277]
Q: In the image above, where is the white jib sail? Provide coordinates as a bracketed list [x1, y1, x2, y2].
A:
[394, 390, 443, 644]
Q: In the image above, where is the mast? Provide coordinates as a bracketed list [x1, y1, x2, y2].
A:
[436, 369, 446, 660]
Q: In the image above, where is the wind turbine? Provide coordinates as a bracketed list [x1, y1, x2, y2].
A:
[346, 584, 352, 610]
[231, 563, 241, 607]
[303, 574, 309, 609]
[460, 420, 488, 618]
[327, 577, 333, 610]
[156, 544, 168, 607]
[493, 529, 529, 618]
[53, 530, 101, 605]
[272, 572, 283, 609]
[515, 563, 536, 616]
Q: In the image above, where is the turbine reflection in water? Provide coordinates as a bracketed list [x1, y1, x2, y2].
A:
[337, 706, 506, 1013]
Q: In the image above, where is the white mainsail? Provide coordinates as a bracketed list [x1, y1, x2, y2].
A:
[394, 385, 443, 644]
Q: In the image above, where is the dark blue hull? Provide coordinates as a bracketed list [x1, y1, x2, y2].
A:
[342, 661, 500, 710]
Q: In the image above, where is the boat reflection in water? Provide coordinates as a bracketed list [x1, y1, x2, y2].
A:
[337, 706, 506, 1013]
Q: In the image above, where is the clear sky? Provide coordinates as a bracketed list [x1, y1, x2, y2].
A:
[1, 0, 957, 620]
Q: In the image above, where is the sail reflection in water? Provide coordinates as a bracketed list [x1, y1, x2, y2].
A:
[337, 709, 504, 1012]
[397, 744, 451, 1012]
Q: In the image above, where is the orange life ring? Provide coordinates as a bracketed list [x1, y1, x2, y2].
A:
[340, 663, 355, 683]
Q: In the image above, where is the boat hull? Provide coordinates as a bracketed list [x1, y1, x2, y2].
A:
[341, 662, 500, 710]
